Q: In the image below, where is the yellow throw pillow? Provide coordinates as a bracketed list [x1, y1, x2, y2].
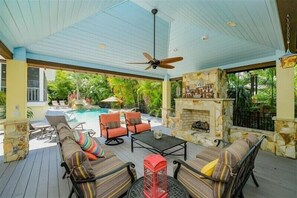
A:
[201, 159, 219, 176]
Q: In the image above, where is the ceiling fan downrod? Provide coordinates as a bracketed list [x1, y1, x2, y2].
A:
[152, 9, 158, 59]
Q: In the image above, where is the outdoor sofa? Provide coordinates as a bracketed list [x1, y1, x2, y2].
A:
[173, 134, 265, 198]
[56, 123, 136, 198]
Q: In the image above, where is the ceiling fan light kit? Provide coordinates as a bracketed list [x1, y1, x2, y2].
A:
[127, 9, 183, 70]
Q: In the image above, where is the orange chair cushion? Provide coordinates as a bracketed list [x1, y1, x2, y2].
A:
[125, 112, 142, 125]
[100, 113, 121, 129]
[101, 127, 127, 139]
[128, 123, 151, 133]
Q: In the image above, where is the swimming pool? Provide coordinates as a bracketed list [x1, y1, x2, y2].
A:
[67, 108, 109, 133]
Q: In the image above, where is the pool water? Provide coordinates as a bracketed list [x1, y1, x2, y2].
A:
[67, 108, 109, 133]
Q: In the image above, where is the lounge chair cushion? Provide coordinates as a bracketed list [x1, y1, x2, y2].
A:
[175, 158, 215, 198]
[92, 156, 137, 198]
[74, 131, 105, 158]
[62, 138, 96, 197]
[212, 140, 249, 198]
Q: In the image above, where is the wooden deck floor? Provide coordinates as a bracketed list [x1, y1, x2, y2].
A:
[0, 126, 296, 198]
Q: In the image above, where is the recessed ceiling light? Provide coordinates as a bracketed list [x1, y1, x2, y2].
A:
[173, 48, 178, 52]
[99, 43, 106, 49]
[201, 35, 208, 41]
[227, 21, 237, 27]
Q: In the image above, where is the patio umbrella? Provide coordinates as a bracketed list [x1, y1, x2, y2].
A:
[101, 96, 123, 103]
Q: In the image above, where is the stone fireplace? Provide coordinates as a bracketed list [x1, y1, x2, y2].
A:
[168, 68, 234, 146]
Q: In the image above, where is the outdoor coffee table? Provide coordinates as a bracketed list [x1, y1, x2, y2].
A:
[131, 131, 187, 160]
[126, 176, 189, 198]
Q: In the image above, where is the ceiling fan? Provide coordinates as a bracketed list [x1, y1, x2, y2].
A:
[127, 9, 183, 70]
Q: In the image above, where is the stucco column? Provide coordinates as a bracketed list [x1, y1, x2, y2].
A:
[274, 50, 296, 159]
[3, 47, 29, 162]
[162, 74, 171, 127]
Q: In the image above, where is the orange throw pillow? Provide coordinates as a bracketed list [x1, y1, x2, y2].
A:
[84, 151, 97, 161]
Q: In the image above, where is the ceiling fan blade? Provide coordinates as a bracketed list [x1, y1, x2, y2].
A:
[143, 52, 153, 61]
[145, 65, 152, 70]
[160, 57, 183, 64]
[159, 64, 175, 69]
[126, 62, 148, 64]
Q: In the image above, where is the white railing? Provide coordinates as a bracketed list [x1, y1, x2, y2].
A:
[27, 87, 40, 101]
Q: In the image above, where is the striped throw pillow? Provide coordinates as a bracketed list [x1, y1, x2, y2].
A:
[74, 131, 105, 158]
[130, 118, 142, 125]
[107, 121, 121, 129]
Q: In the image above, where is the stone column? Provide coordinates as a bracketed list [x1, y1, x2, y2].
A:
[3, 47, 29, 162]
[162, 75, 171, 127]
[275, 50, 296, 159]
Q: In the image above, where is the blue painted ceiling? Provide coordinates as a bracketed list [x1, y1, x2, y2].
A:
[0, 0, 284, 78]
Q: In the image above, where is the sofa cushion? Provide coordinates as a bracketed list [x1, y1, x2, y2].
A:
[245, 134, 259, 148]
[175, 158, 214, 198]
[85, 151, 97, 161]
[74, 131, 105, 157]
[92, 156, 137, 198]
[128, 123, 150, 133]
[58, 127, 75, 143]
[62, 138, 96, 197]
[212, 140, 249, 198]
[196, 146, 221, 162]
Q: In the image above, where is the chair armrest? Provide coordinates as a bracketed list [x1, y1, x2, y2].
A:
[75, 162, 136, 183]
[72, 122, 86, 129]
[214, 139, 229, 147]
[173, 159, 227, 183]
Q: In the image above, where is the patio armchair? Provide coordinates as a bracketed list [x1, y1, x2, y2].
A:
[46, 114, 95, 136]
[99, 113, 128, 145]
[173, 135, 266, 198]
[124, 112, 151, 134]
[29, 121, 54, 139]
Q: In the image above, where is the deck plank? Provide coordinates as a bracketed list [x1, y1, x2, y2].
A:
[56, 145, 71, 198]
[0, 162, 17, 196]
[23, 147, 44, 198]
[48, 146, 60, 198]
[36, 147, 50, 198]
[11, 150, 38, 198]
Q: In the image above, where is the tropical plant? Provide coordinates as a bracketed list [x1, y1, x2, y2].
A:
[27, 107, 34, 118]
[137, 80, 162, 117]
[84, 75, 112, 104]
[107, 77, 139, 107]
[47, 71, 74, 102]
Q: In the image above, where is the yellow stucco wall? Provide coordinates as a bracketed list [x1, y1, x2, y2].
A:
[6, 60, 27, 120]
[28, 103, 50, 121]
[276, 60, 295, 120]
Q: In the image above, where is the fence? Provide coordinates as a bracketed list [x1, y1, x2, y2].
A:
[233, 111, 275, 131]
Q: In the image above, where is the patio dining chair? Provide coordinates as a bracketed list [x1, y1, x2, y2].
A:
[124, 112, 151, 134]
[45, 114, 95, 137]
[99, 113, 128, 145]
